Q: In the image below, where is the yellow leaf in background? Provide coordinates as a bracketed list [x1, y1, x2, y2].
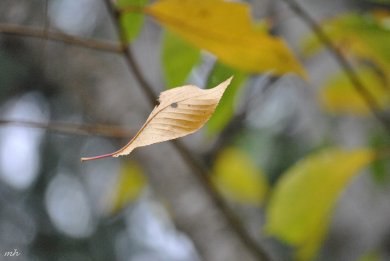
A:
[265, 148, 375, 261]
[145, 0, 305, 77]
[110, 161, 146, 213]
[212, 147, 268, 206]
[320, 67, 390, 114]
[81, 78, 232, 161]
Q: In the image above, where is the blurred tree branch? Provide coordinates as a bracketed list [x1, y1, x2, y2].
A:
[0, 119, 132, 138]
[0, 23, 122, 53]
[280, 0, 390, 134]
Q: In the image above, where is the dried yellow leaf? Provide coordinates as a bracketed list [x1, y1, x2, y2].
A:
[81, 77, 232, 161]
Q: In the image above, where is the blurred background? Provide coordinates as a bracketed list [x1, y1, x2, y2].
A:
[1, 0, 390, 260]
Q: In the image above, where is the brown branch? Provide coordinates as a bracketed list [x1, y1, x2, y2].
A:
[0, 23, 122, 53]
[102, 1, 271, 260]
[41, 0, 50, 71]
[279, 0, 390, 134]
[0, 119, 132, 138]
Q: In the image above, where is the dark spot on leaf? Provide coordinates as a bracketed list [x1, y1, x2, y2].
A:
[171, 102, 178, 108]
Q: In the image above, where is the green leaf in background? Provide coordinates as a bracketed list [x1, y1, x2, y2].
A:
[303, 12, 390, 116]
[357, 252, 380, 261]
[320, 66, 390, 115]
[302, 12, 390, 75]
[332, 12, 390, 63]
[265, 148, 375, 260]
[212, 147, 268, 206]
[162, 30, 201, 88]
[117, 0, 148, 43]
[366, 0, 390, 4]
[369, 130, 390, 183]
[109, 161, 146, 213]
[206, 62, 247, 135]
[302, 12, 390, 58]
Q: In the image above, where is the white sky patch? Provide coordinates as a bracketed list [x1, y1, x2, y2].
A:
[49, 0, 99, 36]
[45, 172, 95, 238]
[122, 198, 198, 261]
[0, 92, 49, 190]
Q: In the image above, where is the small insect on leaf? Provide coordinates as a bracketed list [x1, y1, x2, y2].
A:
[81, 77, 232, 162]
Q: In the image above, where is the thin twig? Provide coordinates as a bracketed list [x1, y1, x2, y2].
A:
[43, 0, 49, 36]
[0, 119, 132, 138]
[41, 0, 50, 69]
[0, 23, 122, 53]
[279, 0, 390, 134]
[41, 0, 50, 71]
[102, 0, 271, 260]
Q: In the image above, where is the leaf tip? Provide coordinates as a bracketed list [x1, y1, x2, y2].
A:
[226, 75, 234, 83]
[216, 76, 234, 90]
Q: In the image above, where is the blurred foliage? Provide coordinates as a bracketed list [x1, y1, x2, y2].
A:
[117, 0, 148, 43]
[109, 161, 146, 213]
[212, 147, 268, 206]
[302, 11, 390, 64]
[302, 11, 390, 115]
[369, 130, 390, 183]
[146, 0, 305, 76]
[266, 148, 375, 260]
[161, 30, 200, 88]
[367, 0, 390, 3]
[320, 66, 390, 114]
[357, 252, 381, 261]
